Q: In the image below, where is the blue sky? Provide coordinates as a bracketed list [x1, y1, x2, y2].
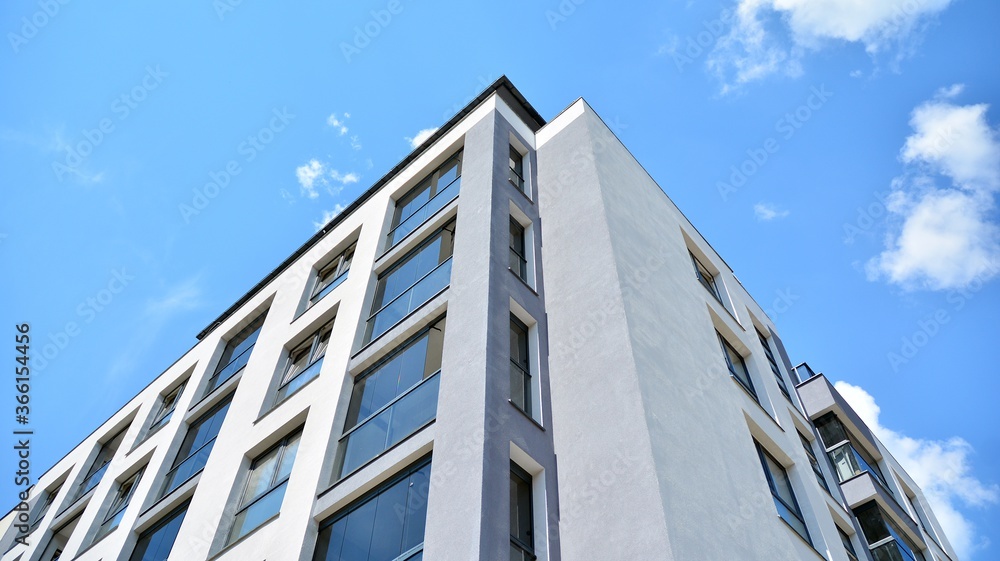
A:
[2, 0, 998, 557]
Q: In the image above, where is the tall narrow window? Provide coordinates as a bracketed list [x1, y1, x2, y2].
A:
[228, 431, 301, 544]
[798, 432, 830, 493]
[757, 329, 791, 399]
[510, 462, 535, 561]
[718, 333, 757, 401]
[204, 311, 267, 395]
[756, 442, 810, 544]
[509, 145, 525, 193]
[75, 426, 128, 500]
[338, 319, 444, 478]
[29, 484, 61, 530]
[509, 218, 528, 282]
[814, 414, 889, 490]
[839, 528, 860, 561]
[311, 244, 355, 304]
[314, 458, 431, 561]
[39, 513, 80, 561]
[150, 382, 186, 433]
[365, 223, 454, 343]
[127, 502, 188, 561]
[510, 315, 531, 416]
[387, 152, 462, 246]
[276, 321, 333, 403]
[160, 396, 233, 498]
[691, 252, 722, 302]
[93, 468, 144, 541]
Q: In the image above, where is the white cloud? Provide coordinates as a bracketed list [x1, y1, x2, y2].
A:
[708, 0, 953, 92]
[405, 127, 439, 149]
[313, 204, 347, 231]
[329, 170, 359, 186]
[327, 113, 349, 135]
[753, 202, 790, 221]
[350, 135, 362, 150]
[867, 89, 1000, 290]
[835, 382, 999, 559]
[296, 159, 326, 198]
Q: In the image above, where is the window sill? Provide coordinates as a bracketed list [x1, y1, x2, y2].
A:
[254, 375, 319, 426]
[509, 400, 544, 431]
[509, 177, 533, 204]
[207, 513, 280, 561]
[52, 485, 95, 523]
[777, 516, 826, 560]
[186, 371, 241, 420]
[139, 469, 202, 520]
[730, 376, 783, 432]
[72, 526, 117, 560]
[351, 284, 450, 360]
[378, 193, 459, 264]
[509, 267, 538, 295]
[127, 421, 169, 457]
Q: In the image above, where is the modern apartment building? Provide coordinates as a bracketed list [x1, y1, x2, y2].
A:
[2, 77, 959, 561]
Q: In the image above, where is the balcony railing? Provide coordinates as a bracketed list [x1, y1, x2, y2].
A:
[365, 258, 452, 343]
[387, 176, 460, 247]
[870, 540, 918, 561]
[828, 441, 889, 490]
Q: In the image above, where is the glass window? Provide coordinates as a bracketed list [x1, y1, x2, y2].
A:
[128, 502, 188, 561]
[338, 319, 444, 478]
[691, 252, 721, 302]
[160, 395, 233, 498]
[510, 315, 531, 416]
[29, 484, 61, 530]
[204, 311, 267, 395]
[276, 321, 334, 403]
[718, 333, 757, 400]
[757, 329, 791, 398]
[509, 145, 525, 193]
[855, 502, 922, 561]
[312, 244, 355, 304]
[815, 414, 889, 489]
[756, 442, 810, 544]
[228, 431, 301, 543]
[839, 528, 860, 561]
[798, 432, 830, 493]
[509, 218, 528, 282]
[76, 426, 129, 500]
[39, 513, 80, 561]
[387, 152, 462, 246]
[314, 458, 431, 561]
[150, 382, 186, 432]
[510, 462, 534, 561]
[365, 223, 454, 343]
[94, 468, 144, 542]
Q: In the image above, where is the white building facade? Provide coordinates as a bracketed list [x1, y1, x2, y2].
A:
[2, 78, 959, 561]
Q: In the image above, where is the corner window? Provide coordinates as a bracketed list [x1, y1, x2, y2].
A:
[275, 320, 333, 403]
[311, 244, 355, 304]
[510, 462, 535, 561]
[127, 502, 188, 561]
[757, 329, 791, 399]
[75, 426, 129, 500]
[718, 332, 757, 401]
[691, 252, 722, 302]
[387, 151, 462, 247]
[509, 145, 526, 194]
[755, 441, 810, 544]
[160, 395, 233, 498]
[204, 311, 267, 395]
[510, 315, 532, 416]
[509, 218, 528, 282]
[150, 382, 186, 433]
[93, 467, 144, 542]
[314, 458, 431, 561]
[855, 502, 923, 561]
[814, 414, 889, 490]
[228, 430, 301, 544]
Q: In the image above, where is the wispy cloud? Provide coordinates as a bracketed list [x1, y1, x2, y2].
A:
[405, 127, 438, 149]
[866, 85, 1000, 290]
[836, 381, 998, 560]
[327, 112, 350, 135]
[708, 0, 954, 93]
[350, 135, 362, 151]
[313, 204, 347, 231]
[753, 202, 790, 221]
[296, 159, 326, 198]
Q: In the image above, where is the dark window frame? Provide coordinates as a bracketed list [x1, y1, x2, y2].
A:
[386, 151, 463, 248]
[510, 461, 536, 561]
[691, 251, 722, 302]
[310, 244, 355, 304]
[510, 314, 532, 417]
[757, 329, 791, 399]
[150, 381, 186, 433]
[159, 394, 233, 499]
[718, 332, 757, 401]
[93, 467, 144, 541]
[204, 311, 268, 396]
[755, 441, 811, 544]
[275, 320, 334, 404]
[509, 217, 528, 282]
[508, 145, 526, 194]
[127, 501, 189, 561]
[227, 430, 302, 544]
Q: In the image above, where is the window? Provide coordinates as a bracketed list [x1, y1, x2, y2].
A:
[228, 430, 301, 544]
[691, 252, 721, 302]
[314, 458, 430, 561]
[855, 502, 923, 561]
[39, 513, 80, 561]
[75, 426, 129, 500]
[387, 151, 462, 247]
[127, 501, 188, 561]
[337, 318, 444, 478]
[275, 321, 333, 403]
[755, 442, 810, 543]
[814, 414, 889, 490]
[718, 333, 757, 400]
[799, 432, 830, 493]
[93, 468, 143, 542]
[150, 382, 185, 433]
[509, 145, 525, 193]
[311, 244, 355, 304]
[160, 396, 233, 498]
[365, 222, 454, 343]
[757, 329, 791, 399]
[509, 218, 528, 282]
[510, 315, 531, 416]
[204, 311, 267, 395]
[510, 462, 535, 561]
[839, 528, 860, 561]
[29, 484, 61, 530]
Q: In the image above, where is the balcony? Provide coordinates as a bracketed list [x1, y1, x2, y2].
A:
[365, 258, 452, 344]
